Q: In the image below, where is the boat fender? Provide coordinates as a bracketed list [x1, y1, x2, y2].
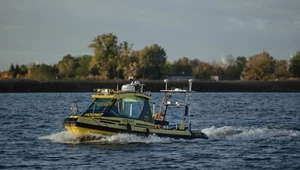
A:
[184, 106, 188, 117]
[127, 123, 132, 133]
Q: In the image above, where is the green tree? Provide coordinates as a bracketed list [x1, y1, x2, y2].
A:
[19, 64, 28, 76]
[160, 61, 173, 76]
[210, 62, 223, 79]
[27, 64, 57, 80]
[75, 55, 92, 79]
[89, 33, 120, 80]
[128, 50, 141, 79]
[116, 41, 134, 79]
[57, 54, 79, 79]
[172, 57, 192, 75]
[243, 51, 275, 80]
[289, 51, 300, 78]
[235, 56, 247, 78]
[9, 63, 15, 76]
[138, 44, 167, 79]
[224, 65, 238, 80]
[13, 64, 21, 78]
[89, 57, 99, 76]
[223, 56, 247, 80]
[192, 61, 212, 80]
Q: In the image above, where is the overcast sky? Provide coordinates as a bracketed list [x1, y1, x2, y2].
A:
[0, 0, 299, 71]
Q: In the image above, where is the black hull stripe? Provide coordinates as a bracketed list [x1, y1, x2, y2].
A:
[94, 118, 121, 123]
[99, 121, 115, 124]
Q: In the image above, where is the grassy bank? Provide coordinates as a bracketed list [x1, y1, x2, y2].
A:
[0, 79, 300, 92]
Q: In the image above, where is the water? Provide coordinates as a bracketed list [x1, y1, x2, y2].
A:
[0, 92, 300, 169]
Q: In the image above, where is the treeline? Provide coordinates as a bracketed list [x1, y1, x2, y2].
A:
[1, 79, 300, 92]
[1, 33, 300, 81]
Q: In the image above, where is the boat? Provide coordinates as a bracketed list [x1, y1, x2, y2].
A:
[63, 71, 208, 140]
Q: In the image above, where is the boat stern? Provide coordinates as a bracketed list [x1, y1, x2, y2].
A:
[191, 130, 209, 139]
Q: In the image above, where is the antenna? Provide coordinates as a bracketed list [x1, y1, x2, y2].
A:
[164, 79, 169, 90]
[128, 63, 134, 83]
[188, 79, 193, 91]
[116, 69, 119, 90]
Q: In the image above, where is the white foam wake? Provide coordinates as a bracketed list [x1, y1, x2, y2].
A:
[39, 127, 299, 143]
[39, 131, 171, 144]
[39, 131, 78, 143]
[202, 126, 300, 140]
[86, 133, 171, 144]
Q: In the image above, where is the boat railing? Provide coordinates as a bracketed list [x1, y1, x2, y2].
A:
[94, 88, 115, 95]
[158, 79, 194, 130]
[163, 101, 188, 107]
[69, 102, 80, 115]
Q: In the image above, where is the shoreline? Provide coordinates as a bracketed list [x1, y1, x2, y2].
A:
[0, 79, 300, 93]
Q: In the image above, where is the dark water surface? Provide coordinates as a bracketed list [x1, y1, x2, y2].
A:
[0, 92, 300, 169]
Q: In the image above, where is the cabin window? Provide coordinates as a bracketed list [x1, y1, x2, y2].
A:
[114, 96, 145, 119]
[84, 98, 112, 113]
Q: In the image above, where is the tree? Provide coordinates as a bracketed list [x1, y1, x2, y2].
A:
[128, 50, 141, 79]
[190, 59, 200, 68]
[289, 51, 300, 78]
[13, 64, 21, 78]
[9, 63, 15, 76]
[160, 61, 173, 76]
[75, 55, 92, 79]
[89, 56, 99, 76]
[210, 61, 224, 80]
[172, 57, 192, 75]
[223, 56, 248, 80]
[27, 64, 57, 80]
[19, 64, 28, 77]
[89, 33, 120, 80]
[235, 56, 247, 77]
[115, 41, 134, 79]
[192, 61, 212, 80]
[243, 51, 275, 80]
[57, 54, 79, 79]
[138, 44, 167, 79]
[275, 60, 290, 79]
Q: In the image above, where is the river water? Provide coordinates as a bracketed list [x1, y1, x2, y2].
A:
[0, 92, 300, 169]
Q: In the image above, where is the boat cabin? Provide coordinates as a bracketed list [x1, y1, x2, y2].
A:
[82, 87, 155, 123]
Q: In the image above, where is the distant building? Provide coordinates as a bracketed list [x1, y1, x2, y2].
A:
[210, 76, 219, 81]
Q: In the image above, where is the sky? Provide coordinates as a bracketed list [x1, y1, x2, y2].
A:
[0, 0, 300, 71]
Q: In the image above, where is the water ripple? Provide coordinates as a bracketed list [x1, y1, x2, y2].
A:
[1, 92, 300, 169]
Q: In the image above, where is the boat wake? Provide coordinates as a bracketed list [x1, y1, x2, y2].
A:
[202, 126, 300, 140]
[39, 126, 300, 144]
[39, 131, 171, 144]
[39, 131, 78, 144]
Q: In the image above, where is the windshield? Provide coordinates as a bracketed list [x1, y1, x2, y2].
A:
[82, 96, 152, 121]
[84, 98, 113, 113]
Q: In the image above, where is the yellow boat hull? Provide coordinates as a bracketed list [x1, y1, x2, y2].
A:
[63, 116, 208, 140]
